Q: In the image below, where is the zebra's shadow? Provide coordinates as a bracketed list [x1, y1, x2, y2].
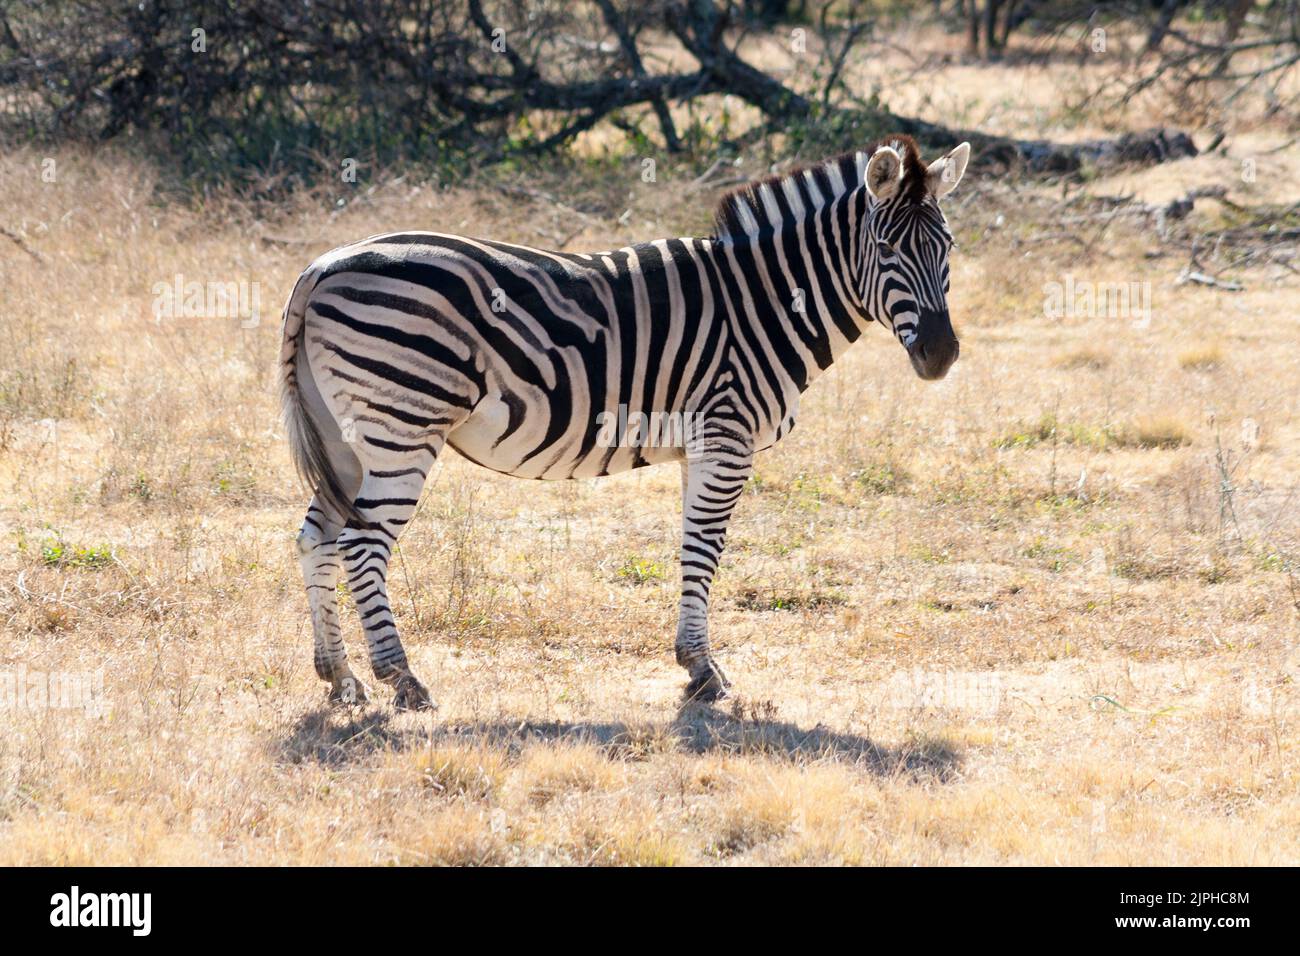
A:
[279, 703, 960, 783]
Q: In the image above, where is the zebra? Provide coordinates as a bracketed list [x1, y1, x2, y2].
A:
[280, 134, 969, 710]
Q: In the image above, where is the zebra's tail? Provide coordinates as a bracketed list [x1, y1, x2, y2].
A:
[279, 267, 363, 527]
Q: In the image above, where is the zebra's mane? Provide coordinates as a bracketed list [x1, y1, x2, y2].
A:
[711, 134, 928, 243]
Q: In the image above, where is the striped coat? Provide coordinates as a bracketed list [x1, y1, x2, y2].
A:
[281, 134, 969, 709]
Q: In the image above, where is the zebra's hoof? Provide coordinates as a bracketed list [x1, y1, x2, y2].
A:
[683, 664, 731, 704]
[328, 676, 371, 706]
[393, 677, 436, 712]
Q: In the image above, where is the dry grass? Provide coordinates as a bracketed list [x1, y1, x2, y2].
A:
[1053, 347, 1111, 371]
[1, 26, 1298, 865]
[1178, 344, 1225, 372]
[1120, 417, 1193, 451]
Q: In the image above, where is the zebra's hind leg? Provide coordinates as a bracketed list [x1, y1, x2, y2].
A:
[337, 466, 436, 712]
[677, 437, 754, 703]
[298, 497, 369, 705]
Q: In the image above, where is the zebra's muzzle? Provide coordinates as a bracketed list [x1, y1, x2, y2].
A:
[908, 310, 959, 381]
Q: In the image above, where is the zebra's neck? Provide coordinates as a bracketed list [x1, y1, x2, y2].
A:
[708, 151, 872, 392]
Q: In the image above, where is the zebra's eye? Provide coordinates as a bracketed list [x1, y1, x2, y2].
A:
[876, 241, 895, 259]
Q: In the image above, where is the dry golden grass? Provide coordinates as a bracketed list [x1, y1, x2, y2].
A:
[1179, 344, 1225, 372]
[1120, 417, 1193, 451]
[1053, 347, 1111, 371]
[2, 30, 1298, 866]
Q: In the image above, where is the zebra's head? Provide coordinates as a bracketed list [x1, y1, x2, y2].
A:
[861, 137, 970, 381]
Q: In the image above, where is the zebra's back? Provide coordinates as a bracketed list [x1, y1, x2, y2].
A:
[298, 231, 732, 480]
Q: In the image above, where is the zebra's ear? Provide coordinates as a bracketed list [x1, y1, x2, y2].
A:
[864, 146, 903, 201]
[927, 142, 971, 199]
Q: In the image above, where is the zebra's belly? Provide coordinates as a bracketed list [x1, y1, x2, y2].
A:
[447, 391, 687, 480]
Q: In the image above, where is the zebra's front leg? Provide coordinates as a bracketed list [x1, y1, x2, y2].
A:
[677, 444, 753, 703]
[337, 471, 435, 712]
